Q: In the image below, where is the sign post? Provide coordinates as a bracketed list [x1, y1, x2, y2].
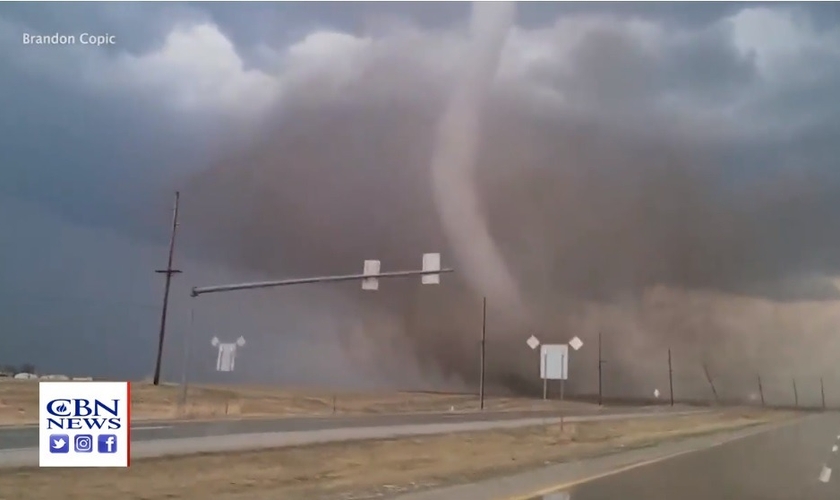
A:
[542, 351, 548, 400]
[560, 351, 566, 401]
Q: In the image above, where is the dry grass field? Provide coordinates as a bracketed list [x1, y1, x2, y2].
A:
[0, 379, 600, 425]
[0, 409, 796, 500]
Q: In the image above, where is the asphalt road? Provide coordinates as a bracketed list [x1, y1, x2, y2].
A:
[0, 406, 657, 450]
[527, 413, 840, 500]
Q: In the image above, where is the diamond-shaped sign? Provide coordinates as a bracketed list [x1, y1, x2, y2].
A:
[569, 336, 583, 351]
[526, 335, 540, 350]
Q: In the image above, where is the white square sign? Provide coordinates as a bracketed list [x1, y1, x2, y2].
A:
[540, 344, 569, 380]
[39, 381, 130, 467]
[362, 259, 381, 291]
[421, 253, 441, 284]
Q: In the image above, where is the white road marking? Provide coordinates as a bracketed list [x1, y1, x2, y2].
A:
[832, 445, 838, 453]
[1, 427, 170, 453]
[819, 465, 832, 483]
[543, 492, 571, 500]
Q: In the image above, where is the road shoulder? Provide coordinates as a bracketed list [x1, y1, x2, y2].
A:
[390, 414, 810, 500]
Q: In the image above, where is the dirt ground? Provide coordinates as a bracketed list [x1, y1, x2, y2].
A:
[0, 409, 795, 500]
[0, 380, 599, 425]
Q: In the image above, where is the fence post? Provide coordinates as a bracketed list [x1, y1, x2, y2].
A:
[667, 348, 674, 407]
[757, 373, 765, 407]
[792, 377, 798, 408]
[821, 377, 826, 410]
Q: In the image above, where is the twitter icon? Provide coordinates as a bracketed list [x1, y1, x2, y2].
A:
[49, 434, 70, 454]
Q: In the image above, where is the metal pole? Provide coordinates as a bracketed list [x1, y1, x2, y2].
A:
[153, 191, 182, 386]
[668, 348, 674, 407]
[821, 377, 826, 410]
[192, 268, 455, 297]
[793, 377, 798, 408]
[559, 353, 565, 401]
[597, 332, 603, 406]
[180, 304, 194, 406]
[542, 352, 548, 400]
[479, 296, 487, 410]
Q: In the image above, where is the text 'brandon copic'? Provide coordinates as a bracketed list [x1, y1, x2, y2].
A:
[21, 33, 117, 46]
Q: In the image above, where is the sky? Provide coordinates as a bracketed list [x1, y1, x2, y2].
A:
[3, 2, 840, 398]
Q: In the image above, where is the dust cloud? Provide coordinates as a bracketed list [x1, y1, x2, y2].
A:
[176, 4, 840, 401]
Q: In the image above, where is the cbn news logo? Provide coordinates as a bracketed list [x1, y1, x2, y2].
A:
[45, 398, 122, 430]
[39, 381, 131, 468]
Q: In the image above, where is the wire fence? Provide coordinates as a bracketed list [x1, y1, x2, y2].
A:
[535, 339, 840, 411]
[460, 316, 840, 412]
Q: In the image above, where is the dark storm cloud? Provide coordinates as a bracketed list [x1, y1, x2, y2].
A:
[4, 2, 840, 393]
[175, 2, 840, 396]
[541, 25, 758, 115]
[0, 5, 260, 381]
[556, 2, 761, 27]
[0, 64, 211, 241]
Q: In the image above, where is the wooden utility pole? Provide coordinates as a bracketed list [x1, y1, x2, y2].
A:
[821, 377, 826, 410]
[667, 348, 674, 406]
[597, 332, 604, 406]
[153, 191, 182, 386]
[702, 362, 719, 404]
[479, 296, 487, 410]
[757, 373, 765, 406]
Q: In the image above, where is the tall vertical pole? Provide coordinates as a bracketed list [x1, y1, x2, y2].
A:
[559, 353, 565, 401]
[667, 348, 674, 407]
[757, 373, 765, 406]
[702, 362, 719, 404]
[542, 351, 548, 400]
[153, 191, 182, 386]
[597, 332, 603, 406]
[180, 303, 194, 406]
[821, 377, 826, 410]
[479, 296, 487, 410]
[792, 377, 799, 408]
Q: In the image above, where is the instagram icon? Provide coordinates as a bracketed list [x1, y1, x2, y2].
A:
[74, 434, 93, 453]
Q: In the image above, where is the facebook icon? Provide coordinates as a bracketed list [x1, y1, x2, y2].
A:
[97, 434, 117, 454]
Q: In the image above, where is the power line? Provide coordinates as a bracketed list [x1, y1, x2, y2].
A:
[0, 292, 158, 310]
